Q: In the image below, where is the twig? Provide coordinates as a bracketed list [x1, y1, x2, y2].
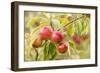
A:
[44, 40, 47, 60]
[30, 48, 39, 61]
[34, 48, 38, 61]
[57, 15, 84, 31]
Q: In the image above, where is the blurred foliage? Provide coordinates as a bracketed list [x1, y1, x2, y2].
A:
[24, 11, 90, 61]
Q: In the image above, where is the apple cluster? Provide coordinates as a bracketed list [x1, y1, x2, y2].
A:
[32, 26, 68, 53]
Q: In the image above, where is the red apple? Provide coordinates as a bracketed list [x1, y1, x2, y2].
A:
[57, 43, 68, 53]
[39, 26, 52, 40]
[72, 34, 80, 44]
[51, 31, 64, 42]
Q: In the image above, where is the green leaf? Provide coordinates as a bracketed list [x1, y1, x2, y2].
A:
[49, 52, 57, 60]
[43, 41, 57, 60]
[26, 17, 40, 28]
[48, 42, 57, 60]
[74, 20, 82, 36]
[37, 46, 45, 61]
[52, 19, 62, 30]
[66, 23, 75, 36]
[43, 41, 49, 60]
[68, 40, 75, 48]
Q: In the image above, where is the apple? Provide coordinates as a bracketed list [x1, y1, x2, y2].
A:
[72, 34, 80, 44]
[57, 43, 68, 53]
[39, 26, 52, 40]
[51, 31, 64, 42]
[32, 36, 42, 48]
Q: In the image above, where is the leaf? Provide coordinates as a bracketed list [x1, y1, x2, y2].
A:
[43, 41, 49, 60]
[37, 46, 45, 61]
[43, 41, 57, 60]
[49, 52, 57, 60]
[60, 18, 68, 25]
[51, 19, 62, 30]
[66, 23, 75, 36]
[26, 17, 40, 28]
[48, 42, 57, 60]
[74, 20, 82, 36]
[68, 40, 75, 48]
[81, 17, 90, 35]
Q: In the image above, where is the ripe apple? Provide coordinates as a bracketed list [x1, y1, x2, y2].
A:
[39, 26, 52, 40]
[51, 31, 64, 42]
[57, 43, 68, 53]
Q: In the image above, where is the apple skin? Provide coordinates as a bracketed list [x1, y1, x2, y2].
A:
[57, 43, 68, 53]
[32, 36, 42, 48]
[72, 34, 80, 44]
[51, 31, 64, 42]
[39, 26, 52, 40]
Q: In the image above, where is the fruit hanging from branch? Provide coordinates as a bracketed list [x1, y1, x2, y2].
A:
[72, 34, 80, 44]
[51, 31, 64, 42]
[39, 26, 53, 40]
[57, 43, 68, 53]
[25, 13, 90, 61]
[32, 36, 42, 48]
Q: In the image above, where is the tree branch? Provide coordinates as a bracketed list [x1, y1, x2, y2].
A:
[30, 48, 39, 61]
[57, 15, 84, 31]
[34, 48, 38, 61]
